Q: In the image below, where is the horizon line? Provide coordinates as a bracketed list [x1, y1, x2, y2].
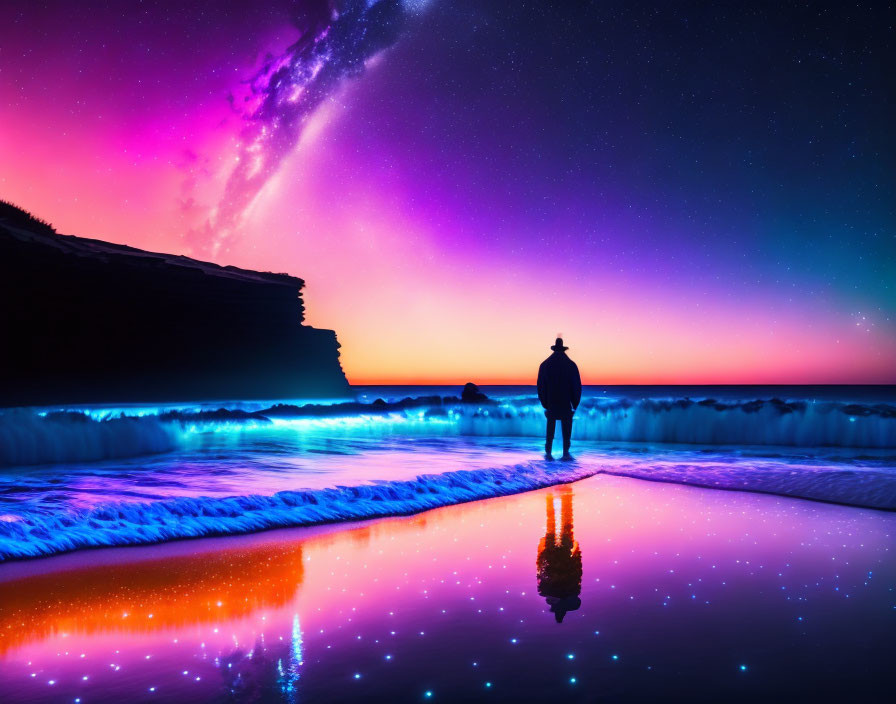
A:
[347, 379, 896, 387]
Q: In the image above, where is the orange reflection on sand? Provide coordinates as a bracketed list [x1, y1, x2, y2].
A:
[0, 508, 442, 656]
[0, 540, 304, 655]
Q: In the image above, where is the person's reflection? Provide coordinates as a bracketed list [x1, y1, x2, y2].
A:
[536, 485, 582, 622]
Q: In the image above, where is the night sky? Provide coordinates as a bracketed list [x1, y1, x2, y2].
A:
[1, 0, 893, 383]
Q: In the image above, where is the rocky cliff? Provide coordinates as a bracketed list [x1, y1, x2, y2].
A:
[0, 201, 350, 406]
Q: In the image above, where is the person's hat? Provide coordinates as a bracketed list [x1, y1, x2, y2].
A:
[551, 337, 568, 351]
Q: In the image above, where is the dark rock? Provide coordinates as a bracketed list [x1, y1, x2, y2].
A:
[461, 382, 489, 403]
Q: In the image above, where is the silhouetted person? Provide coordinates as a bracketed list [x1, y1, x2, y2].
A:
[537, 337, 582, 460]
[536, 486, 582, 622]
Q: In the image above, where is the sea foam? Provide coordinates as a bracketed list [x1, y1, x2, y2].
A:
[0, 410, 177, 467]
[0, 462, 595, 559]
[2, 395, 894, 468]
[1, 452, 893, 561]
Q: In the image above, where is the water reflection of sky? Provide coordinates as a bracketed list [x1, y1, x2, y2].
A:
[0, 474, 893, 702]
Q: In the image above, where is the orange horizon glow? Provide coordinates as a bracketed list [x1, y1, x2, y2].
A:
[346, 376, 896, 386]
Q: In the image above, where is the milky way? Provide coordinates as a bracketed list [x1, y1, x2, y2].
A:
[199, 0, 407, 254]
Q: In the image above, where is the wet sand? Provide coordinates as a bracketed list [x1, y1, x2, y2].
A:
[0, 475, 893, 702]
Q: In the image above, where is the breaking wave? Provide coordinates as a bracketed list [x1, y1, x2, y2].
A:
[1, 452, 894, 561]
[3, 395, 894, 468]
[455, 397, 896, 448]
[0, 462, 597, 560]
[0, 410, 177, 467]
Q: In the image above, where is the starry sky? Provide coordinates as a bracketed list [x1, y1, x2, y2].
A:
[1, 0, 893, 383]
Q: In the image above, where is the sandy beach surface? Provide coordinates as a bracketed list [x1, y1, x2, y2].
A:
[0, 473, 893, 702]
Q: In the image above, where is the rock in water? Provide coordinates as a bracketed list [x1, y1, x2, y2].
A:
[461, 383, 489, 403]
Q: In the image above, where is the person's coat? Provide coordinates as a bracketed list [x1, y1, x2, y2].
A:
[537, 352, 582, 414]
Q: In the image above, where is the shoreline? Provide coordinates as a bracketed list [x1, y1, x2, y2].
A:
[3, 442, 896, 563]
[3, 473, 890, 612]
[1, 466, 894, 577]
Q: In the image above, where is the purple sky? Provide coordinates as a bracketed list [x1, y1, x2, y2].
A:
[1, 0, 893, 382]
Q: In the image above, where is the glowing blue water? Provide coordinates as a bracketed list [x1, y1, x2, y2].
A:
[0, 386, 894, 560]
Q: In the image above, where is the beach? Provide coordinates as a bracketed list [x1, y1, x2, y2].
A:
[3, 0, 893, 700]
[1, 473, 893, 703]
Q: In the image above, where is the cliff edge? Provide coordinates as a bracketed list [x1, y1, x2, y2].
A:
[0, 201, 350, 406]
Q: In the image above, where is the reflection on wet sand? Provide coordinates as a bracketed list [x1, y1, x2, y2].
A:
[1, 478, 894, 703]
[0, 509, 440, 657]
[0, 541, 305, 654]
[536, 485, 582, 622]
[218, 614, 304, 704]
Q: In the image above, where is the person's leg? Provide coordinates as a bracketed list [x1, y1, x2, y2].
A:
[561, 413, 573, 457]
[545, 413, 556, 456]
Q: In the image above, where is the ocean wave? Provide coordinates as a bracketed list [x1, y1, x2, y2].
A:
[2, 395, 893, 469]
[1, 454, 893, 561]
[0, 410, 177, 468]
[155, 396, 896, 448]
[455, 397, 896, 448]
[0, 462, 598, 560]
[603, 459, 896, 511]
[154, 395, 896, 448]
